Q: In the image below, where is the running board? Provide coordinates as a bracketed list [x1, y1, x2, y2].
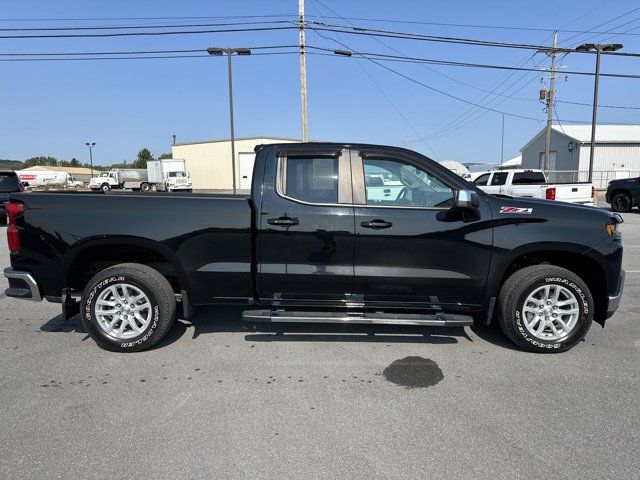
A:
[242, 310, 473, 327]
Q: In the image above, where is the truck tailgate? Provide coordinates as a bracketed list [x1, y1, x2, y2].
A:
[553, 184, 594, 204]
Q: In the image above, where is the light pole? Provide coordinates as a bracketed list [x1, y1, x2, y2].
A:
[207, 47, 251, 194]
[575, 43, 623, 183]
[85, 142, 95, 177]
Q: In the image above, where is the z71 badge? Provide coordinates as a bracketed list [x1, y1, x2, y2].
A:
[500, 206, 533, 214]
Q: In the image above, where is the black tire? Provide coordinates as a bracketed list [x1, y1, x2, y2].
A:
[80, 263, 176, 352]
[498, 265, 593, 353]
[141, 183, 151, 192]
[101, 183, 111, 192]
[611, 192, 632, 213]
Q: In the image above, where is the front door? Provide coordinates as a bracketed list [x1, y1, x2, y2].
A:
[257, 149, 355, 305]
[351, 148, 493, 308]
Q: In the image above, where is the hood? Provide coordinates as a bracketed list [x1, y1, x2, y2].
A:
[491, 195, 617, 223]
[608, 177, 638, 188]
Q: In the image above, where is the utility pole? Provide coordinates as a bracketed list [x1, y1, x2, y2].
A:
[298, 0, 309, 142]
[543, 31, 558, 172]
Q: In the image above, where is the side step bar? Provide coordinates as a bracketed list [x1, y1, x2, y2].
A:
[242, 310, 473, 327]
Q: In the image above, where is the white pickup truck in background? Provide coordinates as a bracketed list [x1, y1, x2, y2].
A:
[472, 169, 595, 206]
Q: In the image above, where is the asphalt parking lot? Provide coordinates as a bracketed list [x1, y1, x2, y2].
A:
[0, 205, 639, 480]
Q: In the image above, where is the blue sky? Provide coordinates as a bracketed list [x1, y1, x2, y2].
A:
[1, 0, 639, 165]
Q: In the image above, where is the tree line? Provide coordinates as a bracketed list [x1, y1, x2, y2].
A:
[1, 148, 172, 171]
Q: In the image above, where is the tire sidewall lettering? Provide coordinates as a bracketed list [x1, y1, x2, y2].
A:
[514, 276, 587, 349]
[85, 275, 160, 348]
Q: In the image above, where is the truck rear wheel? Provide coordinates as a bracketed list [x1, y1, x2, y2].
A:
[80, 263, 176, 352]
[611, 192, 632, 212]
[141, 182, 151, 192]
[497, 265, 593, 353]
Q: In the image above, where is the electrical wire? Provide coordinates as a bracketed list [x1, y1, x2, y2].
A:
[0, 25, 297, 39]
[307, 0, 440, 159]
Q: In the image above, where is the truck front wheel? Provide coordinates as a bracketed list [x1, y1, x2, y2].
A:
[611, 192, 632, 212]
[498, 265, 593, 353]
[80, 263, 176, 352]
[101, 183, 111, 192]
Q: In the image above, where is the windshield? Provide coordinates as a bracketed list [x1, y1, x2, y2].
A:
[99, 172, 109, 177]
[0, 173, 20, 192]
[169, 171, 187, 178]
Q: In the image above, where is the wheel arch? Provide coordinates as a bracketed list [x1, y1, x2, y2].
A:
[61, 236, 190, 296]
[487, 243, 607, 325]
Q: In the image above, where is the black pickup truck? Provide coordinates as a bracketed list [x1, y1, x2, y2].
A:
[606, 177, 640, 212]
[4, 143, 625, 353]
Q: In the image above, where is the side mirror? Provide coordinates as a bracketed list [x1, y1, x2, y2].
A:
[454, 189, 479, 209]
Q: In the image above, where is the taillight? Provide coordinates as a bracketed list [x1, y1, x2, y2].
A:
[545, 187, 556, 200]
[6, 201, 24, 253]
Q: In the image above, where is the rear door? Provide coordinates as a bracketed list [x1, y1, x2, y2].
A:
[482, 171, 509, 196]
[257, 148, 356, 306]
[351, 148, 493, 308]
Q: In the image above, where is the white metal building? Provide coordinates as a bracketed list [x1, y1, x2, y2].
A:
[171, 136, 300, 190]
[520, 124, 640, 187]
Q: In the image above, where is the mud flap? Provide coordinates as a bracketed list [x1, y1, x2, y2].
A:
[62, 288, 80, 320]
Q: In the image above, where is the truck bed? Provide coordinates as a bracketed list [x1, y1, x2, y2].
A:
[8, 191, 254, 304]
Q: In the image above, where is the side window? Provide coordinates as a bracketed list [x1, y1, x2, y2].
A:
[362, 158, 454, 208]
[474, 173, 490, 186]
[490, 172, 508, 186]
[284, 156, 339, 204]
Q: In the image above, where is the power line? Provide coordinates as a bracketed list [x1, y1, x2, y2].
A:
[307, 27, 544, 122]
[557, 99, 640, 110]
[559, 6, 640, 45]
[0, 19, 295, 31]
[0, 25, 297, 39]
[311, 47, 640, 79]
[0, 45, 298, 56]
[0, 52, 299, 62]
[0, 14, 297, 22]
[307, 0, 440, 158]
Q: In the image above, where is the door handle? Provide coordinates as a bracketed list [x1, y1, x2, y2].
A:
[267, 216, 299, 227]
[361, 219, 393, 230]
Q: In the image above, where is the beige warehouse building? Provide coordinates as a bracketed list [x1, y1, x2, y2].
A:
[171, 136, 300, 190]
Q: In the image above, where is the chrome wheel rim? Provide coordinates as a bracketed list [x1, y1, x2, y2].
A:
[522, 284, 580, 341]
[94, 283, 152, 339]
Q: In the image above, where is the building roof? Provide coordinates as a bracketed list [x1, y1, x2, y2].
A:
[22, 165, 99, 175]
[173, 136, 301, 147]
[552, 124, 640, 143]
[521, 124, 640, 152]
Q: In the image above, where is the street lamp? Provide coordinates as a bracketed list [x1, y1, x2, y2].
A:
[207, 47, 252, 194]
[85, 142, 96, 177]
[575, 43, 623, 183]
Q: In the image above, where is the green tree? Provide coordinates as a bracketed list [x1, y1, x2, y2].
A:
[133, 148, 153, 168]
[24, 156, 58, 168]
[158, 152, 173, 160]
[69, 158, 79, 167]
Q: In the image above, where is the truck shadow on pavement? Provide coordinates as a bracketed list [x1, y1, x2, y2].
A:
[39, 305, 516, 350]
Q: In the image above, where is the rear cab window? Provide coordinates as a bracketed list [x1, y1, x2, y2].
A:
[490, 172, 509, 186]
[512, 171, 546, 184]
[282, 156, 339, 204]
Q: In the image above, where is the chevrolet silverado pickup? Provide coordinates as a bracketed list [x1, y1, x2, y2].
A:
[473, 169, 595, 206]
[3, 143, 625, 353]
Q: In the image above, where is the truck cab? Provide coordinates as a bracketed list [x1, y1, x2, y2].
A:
[89, 171, 119, 192]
